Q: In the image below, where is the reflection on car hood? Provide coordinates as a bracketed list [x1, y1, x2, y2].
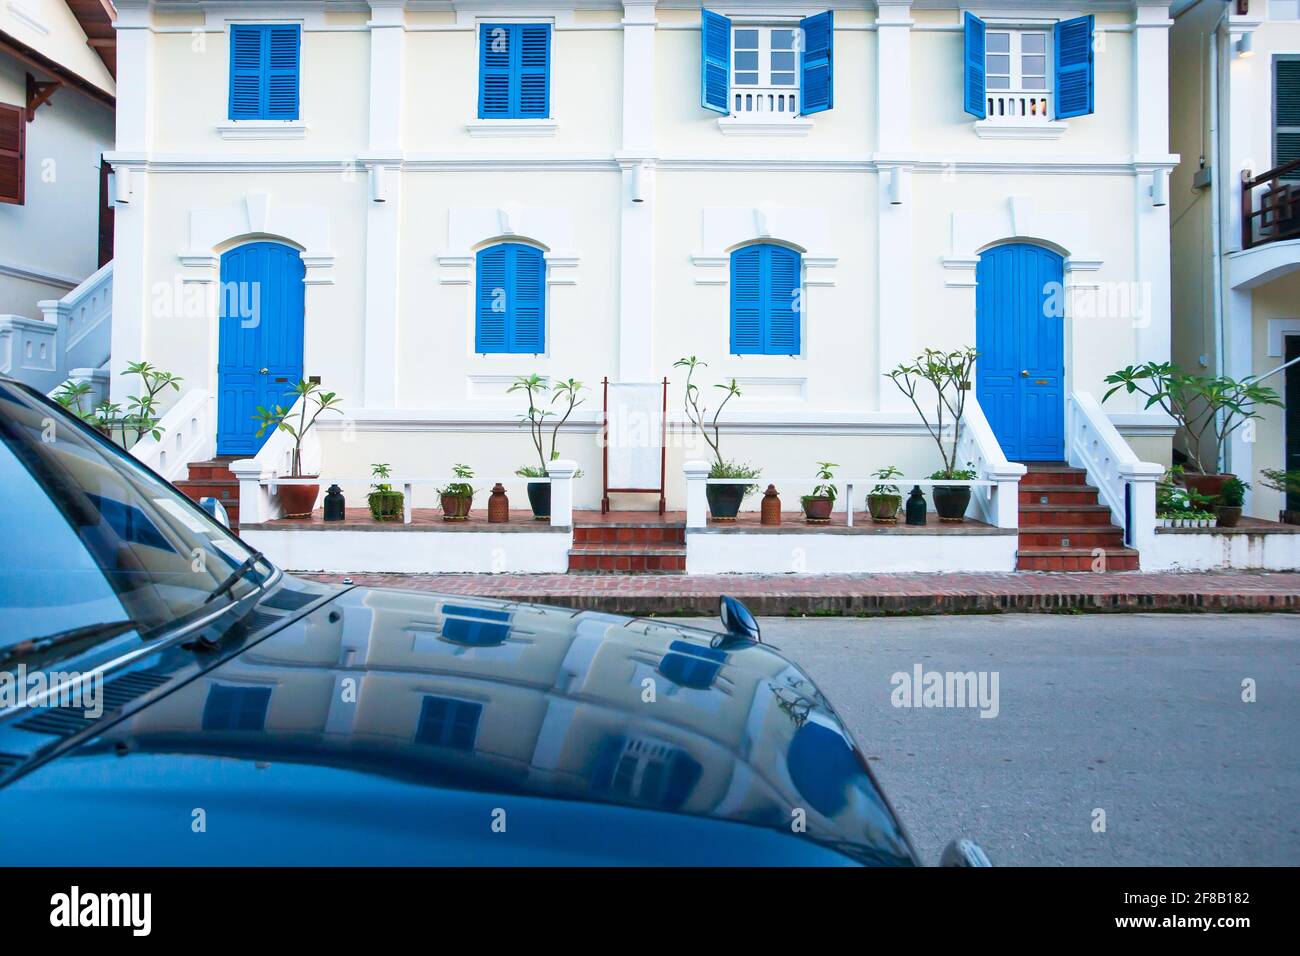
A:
[0, 585, 916, 866]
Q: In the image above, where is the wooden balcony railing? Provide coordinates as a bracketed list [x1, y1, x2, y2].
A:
[1241, 158, 1300, 249]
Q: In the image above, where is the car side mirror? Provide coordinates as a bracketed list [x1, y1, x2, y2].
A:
[940, 838, 992, 867]
[718, 595, 761, 644]
[199, 496, 231, 530]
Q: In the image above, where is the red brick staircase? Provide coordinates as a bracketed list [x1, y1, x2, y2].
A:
[568, 519, 686, 574]
[174, 457, 242, 532]
[1017, 463, 1139, 571]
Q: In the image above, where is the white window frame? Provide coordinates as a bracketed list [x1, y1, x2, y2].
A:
[975, 23, 1067, 140]
[720, 19, 813, 135]
[984, 28, 1051, 96]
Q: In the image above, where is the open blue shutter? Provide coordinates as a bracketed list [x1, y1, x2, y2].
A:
[730, 247, 762, 354]
[510, 245, 546, 353]
[229, 25, 264, 119]
[516, 24, 551, 118]
[265, 26, 300, 119]
[963, 12, 986, 119]
[479, 24, 512, 118]
[1054, 15, 1094, 119]
[765, 247, 801, 354]
[799, 11, 833, 115]
[701, 10, 730, 114]
[476, 246, 508, 352]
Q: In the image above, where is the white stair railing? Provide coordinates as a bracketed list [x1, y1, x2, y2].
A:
[129, 388, 216, 483]
[230, 396, 314, 525]
[0, 262, 115, 395]
[956, 395, 1026, 528]
[1067, 391, 1164, 555]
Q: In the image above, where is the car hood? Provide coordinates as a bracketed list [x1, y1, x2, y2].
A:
[0, 584, 916, 865]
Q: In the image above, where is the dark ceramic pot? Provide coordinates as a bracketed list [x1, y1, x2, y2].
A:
[1215, 505, 1242, 528]
[706, 483, 746, 521]
[931, 485, 971, 522]
[526, 481, 551, 520]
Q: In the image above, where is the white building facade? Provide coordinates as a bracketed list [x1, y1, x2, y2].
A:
[108, 0, 1177, 512]
[1170, 0, 1300, 521]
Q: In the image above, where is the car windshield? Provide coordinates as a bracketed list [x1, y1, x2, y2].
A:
[0, 381, 273, 653]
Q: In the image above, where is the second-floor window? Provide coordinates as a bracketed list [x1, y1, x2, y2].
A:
[701, 9, 833, 118]
[1277, 57, 1300, 180]
[478, 23, 551, 119]
[964, 13, 1092, 122]
[730, 243, 801, 356]
[228, 24, 301, 120]
[985, 30, 1050, 117]
[475, 242, 546, 354]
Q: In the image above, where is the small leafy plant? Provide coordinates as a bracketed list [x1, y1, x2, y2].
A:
[368, 462, 404, 521]
[1219, 476, 1248, 508]
[807, 462, 839, 502]
[1260, 468, 1300, 497]
[930, 464, 977, 482]
[371, 462, 395, 493]
[870, 466, 904, 498]
[510, 373, 586, 477]
[439, 463, 475, 500]
[253, 380, 343, 478]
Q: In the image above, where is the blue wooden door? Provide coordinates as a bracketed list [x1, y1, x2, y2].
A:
[216, 242, 305, 456]
[975, 243, 1064, 461]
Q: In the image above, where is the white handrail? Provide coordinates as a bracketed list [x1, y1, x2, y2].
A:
[230, 395, 311, 525]
[129, 388, 216, 483]
[956, 396, 1026, 528]
[1067, 390, 1163, 555]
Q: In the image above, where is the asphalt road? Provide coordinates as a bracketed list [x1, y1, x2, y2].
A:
[684, 613, 1300, 866]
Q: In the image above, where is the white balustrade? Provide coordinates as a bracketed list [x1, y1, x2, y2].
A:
[130, 388, 216, 483]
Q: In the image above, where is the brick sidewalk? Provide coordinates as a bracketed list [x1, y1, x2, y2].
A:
[298, 570, 1300, 616]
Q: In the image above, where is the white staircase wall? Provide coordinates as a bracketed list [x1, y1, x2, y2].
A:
[0, 262, 113, 396]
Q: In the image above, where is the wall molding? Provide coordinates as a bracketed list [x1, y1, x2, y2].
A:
[179, 192, 336, 285]
[1267, 319, 1300, 358]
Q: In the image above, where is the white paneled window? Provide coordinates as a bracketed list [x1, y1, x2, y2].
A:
[1270, 1, 1300, 20]
[985, 29, 1052, 120]
[731, 25, 799, 117]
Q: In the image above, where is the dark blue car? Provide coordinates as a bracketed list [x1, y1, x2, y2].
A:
[0, 378, 984, 866]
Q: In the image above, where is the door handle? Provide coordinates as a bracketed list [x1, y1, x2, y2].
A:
[259, 367, 269, 375]
[1020, 369, 1029, 377]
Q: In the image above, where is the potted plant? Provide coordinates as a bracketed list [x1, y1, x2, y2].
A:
[1215, 476, 1248, 528]
[675, 356, 760, 520]
[253, 380, 343, 518]
[867, 466, 904, 522]
[887, 347, 979, 523]
[800, 462, 838, 523]
[1103, 362, 1282, 498]
[510, 373, 586, 520]
[1261, 469, 1300, 524]
[439, 464, 475, 521]
[368, 463, 404, 522]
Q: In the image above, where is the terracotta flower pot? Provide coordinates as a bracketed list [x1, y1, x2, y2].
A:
[867, 493, 902, 523]
[278, 481, 320, 518]
[802, 496, 833, 523]
[931, 485, 971, 523]
[1215, 505, 1242, 528]
[1183, 472, 1233, 501]
[441, 493, 472, 521]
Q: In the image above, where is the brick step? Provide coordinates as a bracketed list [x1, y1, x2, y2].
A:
[1018, 526, 1126, 549]
[1021, 468, 1090, 488]
[185, 458, 240, 481]
[573, 525, 686, 546]
[1018, 503, 1115, 527]
[1016, 547, 1141, 572]
[568, 544, 686, 574]
[1018, 484, 1102, 506]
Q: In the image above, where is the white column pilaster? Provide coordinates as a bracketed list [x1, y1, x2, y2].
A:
[616, 0, 658, 383]
[875, 0, 913, 411]
[1224, 10, 1263, 253]
[1132, 2, 1174, 367]
[1224, 288, 1254, 488]
[361, 1, 405, 407]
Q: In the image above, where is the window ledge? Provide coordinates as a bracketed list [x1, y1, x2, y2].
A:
[217, 121, 308, 141]
[717, 116, 814, 137]
[973, 119, 1068, 141]
[465, 119, 559, 138]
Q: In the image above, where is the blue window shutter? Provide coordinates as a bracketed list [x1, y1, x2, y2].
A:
[1054, 15, 1094, 119]
[229, 25, 264, 119]
[479, 24, 513, 118]
[963, 12, 987, 119]
[700, 9, 730, 114]
[476, 245, 509, 352]
[730, 246, 763, 354]
[516, 24, 551, 118]
[765, 246, 801, 354]
[510, 245, 546, 353]
[799, 11, 833, 115]
[265, 25, 300, 120]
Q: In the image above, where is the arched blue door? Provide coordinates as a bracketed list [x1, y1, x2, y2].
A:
[216, 242, 305, 456]
[975, 243, 1065, 461]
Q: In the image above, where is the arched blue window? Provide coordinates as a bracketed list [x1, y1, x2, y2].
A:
[475, 242, 546, 353]
[440, 604, 511, 648]
[658, 640, 727, 690]
[730, 243, 801, 355]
